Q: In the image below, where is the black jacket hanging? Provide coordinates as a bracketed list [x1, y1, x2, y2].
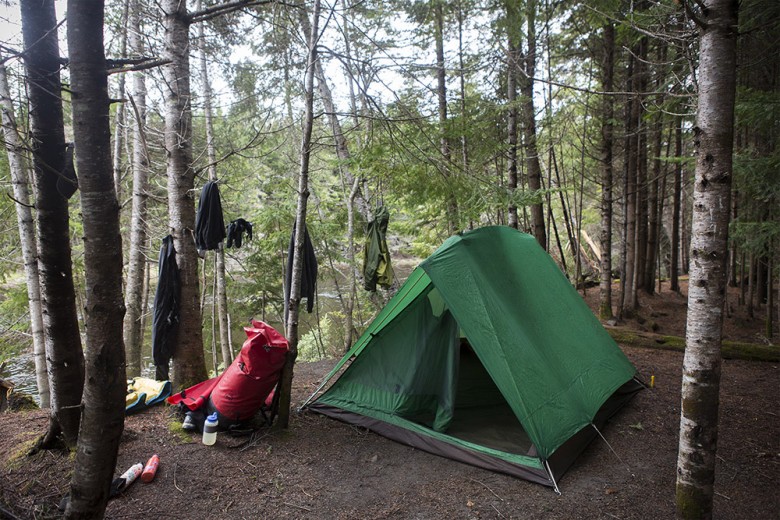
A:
[284, 223, 318, 323]
[194, 180, 226, 251]
[226, 218, 253, 248]
[152, 235, 180, 381]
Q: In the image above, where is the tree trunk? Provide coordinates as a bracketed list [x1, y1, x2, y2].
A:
[434, 1, 458, 234]
[520, 0, 545, 249]
[676, 1, 738, 517]
[0, 64, 50, 408]
[20, 0, 84, 448]
[162, 0, 207, 390]
[123, 0, 150, 377]
[297, 5, 372, 222]
[197, 2, 233, 370]
[621, 52, 638, 318]
[598, 22, 615, 320]
[506, 5, 519, 230]
[644, 111, 663, 293]
[277, 0, 320, 429]
[633, 38, 649, 305]
[671, 118, 682, 292]
[111, 0, 131, 202]
[65, 3, 126, 517]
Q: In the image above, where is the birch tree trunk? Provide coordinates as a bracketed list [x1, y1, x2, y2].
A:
[162, 0, 208, 389]
[598, 22, 615, 320]
[123, 0, 150, 377]
[277, 0, 320, 429]
[20, 0, 84, 448]
[676, 0, 738, 517]
[65, 3, 127, 516]
[0, 63, 49, 408]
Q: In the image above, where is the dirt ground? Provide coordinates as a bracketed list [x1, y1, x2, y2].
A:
[0, 282, 778, 519]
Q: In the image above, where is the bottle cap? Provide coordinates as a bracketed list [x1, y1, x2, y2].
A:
[208, 412, 218, 422]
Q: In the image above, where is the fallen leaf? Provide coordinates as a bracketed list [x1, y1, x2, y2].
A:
[467, 500, 474, 508]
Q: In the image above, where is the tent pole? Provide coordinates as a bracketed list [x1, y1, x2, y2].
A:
[591, 423, 635, 477]
[543, 460, 561, 495]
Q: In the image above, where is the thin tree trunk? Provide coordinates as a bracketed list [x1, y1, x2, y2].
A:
[344, 178, 360, 352]
[671, 118, 682, 292]
[197, 2, 233, 369]
[456, 0, 469, 171]
[520, 0, 545, 249]
[123, 0, 150, 377]
[676, 0, 738, 517]
[434, 0, 458, 234]
[21, 0, 84, 448]
[0, 64, 50, 408]
[298, 6, 371, 222]
[162, 0, 207, 390]
[644, 111, 663, 293]
[633, 37, 649, 304]
[111, 0, 131, 202]
[621, 53, 638, 318]
[598, 22, 615, 319]
[277, 0, 320, 429]
[506, 10, 519, 230]
[65, 3, 126, 516]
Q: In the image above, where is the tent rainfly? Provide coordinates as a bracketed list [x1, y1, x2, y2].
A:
[302, 226, 642, 490]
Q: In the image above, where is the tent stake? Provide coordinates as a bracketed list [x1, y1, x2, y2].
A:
[543, 460, 561, 495]
[591, 423, 634, 477]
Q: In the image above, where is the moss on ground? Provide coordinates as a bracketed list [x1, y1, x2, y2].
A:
[607, 328, 779, 362]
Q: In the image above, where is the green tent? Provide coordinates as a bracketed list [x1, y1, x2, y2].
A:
[304, 226, 641, 489]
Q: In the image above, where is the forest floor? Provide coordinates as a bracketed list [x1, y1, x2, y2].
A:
[0, 280, 778, 519]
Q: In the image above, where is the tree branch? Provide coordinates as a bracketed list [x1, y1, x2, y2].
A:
[6, 192, 35, 209]
[189, 0, 278, 24]
[108, 58, 171, 75]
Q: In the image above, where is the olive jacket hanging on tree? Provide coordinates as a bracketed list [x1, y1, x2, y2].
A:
[363, 205, 394, 292]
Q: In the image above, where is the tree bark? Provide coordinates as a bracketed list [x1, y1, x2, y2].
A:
[65, 3, 126, 516]
[520, 0, 545, 249]
[598, 22, 615, 319]
[123, 0, 150, 377]
[434, 0, 458, 234]
[621, 52, 638, 318]
[676, 0, 738, 517]
[0, 64, 50, 408]
[277, 0, 320, 429]
[506, 3, 520, 230]
[162, 0, 208, 389]
[20, 0, 84, 448]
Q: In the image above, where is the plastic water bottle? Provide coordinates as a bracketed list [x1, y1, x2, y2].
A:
[120, 463, 143, 486]
[202, 413, 218, 446]
[141, 454, 160, 483]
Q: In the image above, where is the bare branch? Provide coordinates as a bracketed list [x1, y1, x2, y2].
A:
[108, 58, 171, 75]
[189, 0, 278, 24]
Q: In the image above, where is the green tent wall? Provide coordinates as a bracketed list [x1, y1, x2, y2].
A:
[305, 226, 642, 488]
